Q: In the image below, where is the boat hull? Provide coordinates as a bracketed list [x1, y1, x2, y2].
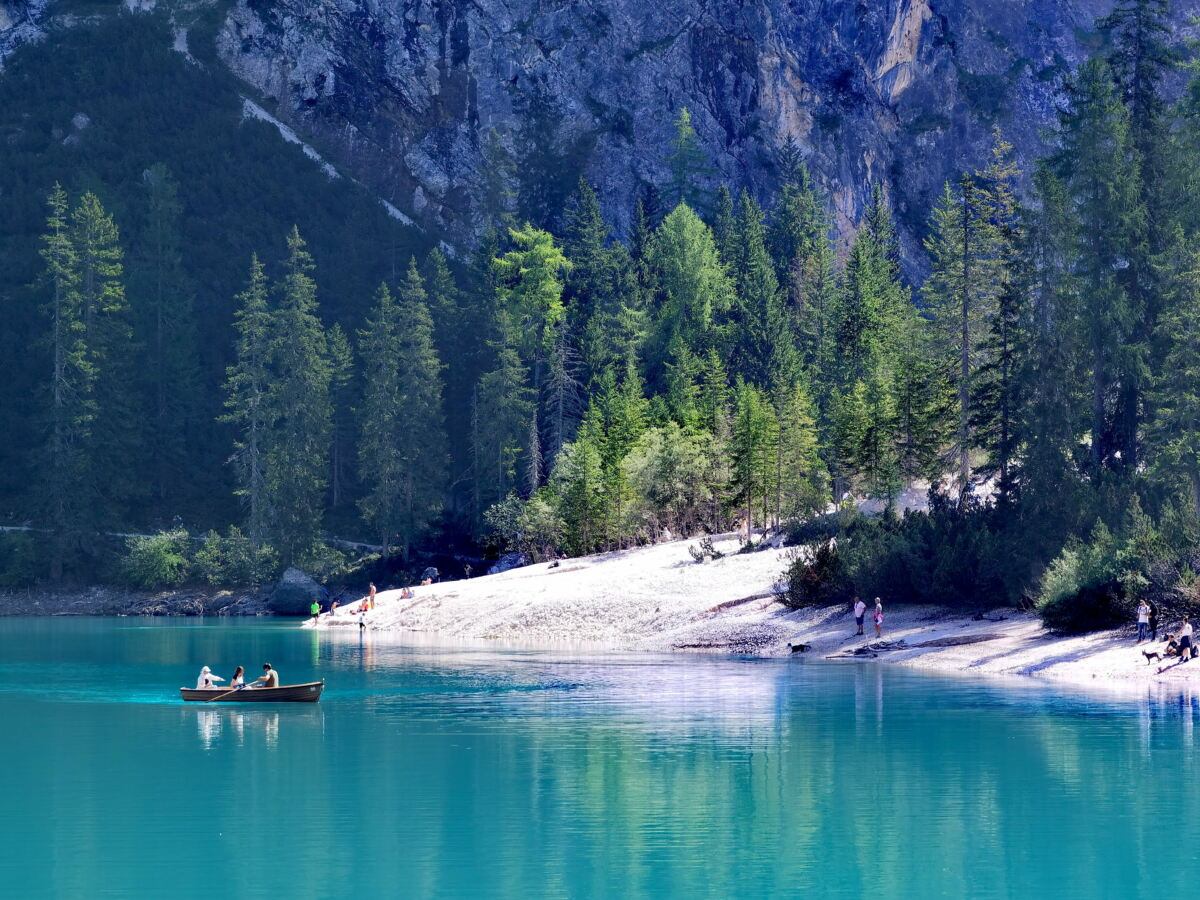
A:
[179, 681, 324, 703]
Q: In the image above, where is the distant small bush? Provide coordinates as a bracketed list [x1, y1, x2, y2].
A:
[121, 528, 191, 588]
[688, 537, 724, 563]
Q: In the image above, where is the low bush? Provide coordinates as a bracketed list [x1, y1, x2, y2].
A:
[193, 527, 277, 586]
[121, 528, 191, 588]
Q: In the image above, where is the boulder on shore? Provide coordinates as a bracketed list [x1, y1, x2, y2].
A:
[268, 568, 322, 615]
[487, 553, 529, 576]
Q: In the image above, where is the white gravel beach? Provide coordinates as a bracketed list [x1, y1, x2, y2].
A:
[308, 536, 1200, 686]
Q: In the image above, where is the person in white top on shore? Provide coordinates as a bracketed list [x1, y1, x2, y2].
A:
[873, 598, 884, 639]
[853, 597, 866, 636]
[195, 666, 225, 690]
[1136, 601, 1151, 643]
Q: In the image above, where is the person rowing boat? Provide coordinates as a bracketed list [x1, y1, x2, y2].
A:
[251, 663, 280, 688]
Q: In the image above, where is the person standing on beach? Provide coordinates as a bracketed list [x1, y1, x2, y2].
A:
[1179, 617, 1194, 660]
[310, 599, 321, 623]
[873, 598, 884, 639]
[1136, 600, 1150, 643]
[853, 597, 866, 635]
[1149, 602, 1159, 641]
[368, 582, 377, 610]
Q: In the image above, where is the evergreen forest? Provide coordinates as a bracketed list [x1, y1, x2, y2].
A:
[4, 2, 1200, 630]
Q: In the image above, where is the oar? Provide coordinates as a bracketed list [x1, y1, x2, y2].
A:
[204, 683, 244, 703]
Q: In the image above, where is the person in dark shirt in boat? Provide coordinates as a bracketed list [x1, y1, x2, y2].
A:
[252, 663, 280, 689]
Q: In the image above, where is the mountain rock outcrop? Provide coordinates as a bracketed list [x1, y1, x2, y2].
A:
[6, 0, 1197, 264]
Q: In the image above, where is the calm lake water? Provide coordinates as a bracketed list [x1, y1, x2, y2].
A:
[0, 618, 1197, 898]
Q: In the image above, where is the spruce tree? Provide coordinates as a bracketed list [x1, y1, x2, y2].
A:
[473, 310, 534, 518]
[1149, 229, 1200, 514]
[221, 255, 273, 548]
[971, 132, 1027, 505]
[1054, 58, 1142, 473]
[265, 227, 333, 563]
[666, 107, 715, 213]
[72, 191, 137, 519]
[132, 164, 201, 505]
[327, 323, 354, 509]
[730, 379, 777, 535]
[921, 174, 1001, 494]
[357, 264, 449, 554]
[729, 191, 800, 394]
[773, 383, 827, 526]
[38, 185, 94, 579]
[712, 185, 737, 267]
[1100, 0, 1178, 467]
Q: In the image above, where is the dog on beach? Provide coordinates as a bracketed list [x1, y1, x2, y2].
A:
[1143, 648, 1162, 664]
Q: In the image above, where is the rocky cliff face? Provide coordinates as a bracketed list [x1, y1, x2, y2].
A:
[5, 0, 1195, 265]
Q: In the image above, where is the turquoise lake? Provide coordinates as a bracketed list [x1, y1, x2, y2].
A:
[1, 617, 1197, 898]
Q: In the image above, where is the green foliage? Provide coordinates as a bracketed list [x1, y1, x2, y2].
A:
[193, 527, 277, 587]
[120, 528, 191, 588]
[781, 540, 848, 609]
[0, 532, 46, 588]
[1036, 524, 1126, 634]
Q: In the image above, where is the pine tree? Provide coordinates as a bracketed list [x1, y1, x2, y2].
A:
[543, 321, 582, 467]
[729, 191, 801, 394]
[712, 185, 737, 267]
[1019, 166, 1081, 520]
[1150, 229, 1200, 514]
[1100, 0, 1178, 468]
[768, 158, 837, 389]
[892, 308, 953, 489]
[38, 185, 94, 580]
[1053, 58, 1142, 474]
[327, 323, 354, 509]
[357, 264, 450, 553]
[773, 382, 827, 526]
[922, 174, 1001, 494]
[221, 255, 273, 548]
[481, 127, 518, 229]
[563, 180, 623, 384]
[132, 163, 201, 505]
[72, 191, 137, 519]
[666, 107, 715, 213]
[971, 132, 1027, 505]
[850, 374, 901, 504]
[730, 379, 778, 535]
[473, 310, 534, 518]
[265, 227, 333, 563]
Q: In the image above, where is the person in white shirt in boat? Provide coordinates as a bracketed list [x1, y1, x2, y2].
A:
[229, 666, 245, 689]
[196, 666, 225, 690]
[252, 663, 280, 688]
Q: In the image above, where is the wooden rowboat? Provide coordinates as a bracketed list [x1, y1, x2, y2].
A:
[179, 681, 324, 703]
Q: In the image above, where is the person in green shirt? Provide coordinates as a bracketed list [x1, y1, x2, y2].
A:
[309, 599, 321, 622]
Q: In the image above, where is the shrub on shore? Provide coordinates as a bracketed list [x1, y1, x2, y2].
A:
[121, 529, 192, 588]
